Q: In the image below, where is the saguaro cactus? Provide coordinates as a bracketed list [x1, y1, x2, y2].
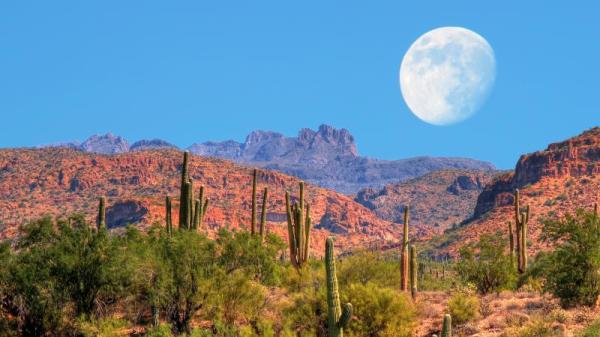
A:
[325, 237, 353, 337]
[166, 196, 173, 235]
[251, 169, 258, 235]
[179, 151, 192, 230]
[409, 245, 418, 300]
[260, 187, 268, 239]
[400, 206, 410, 291]
[514, 189, 530, 274]
[285, 181, 312, 269]
[441, 314, 452, 337]
[192, 186, 209, 230]
[97, 196, 106, 230]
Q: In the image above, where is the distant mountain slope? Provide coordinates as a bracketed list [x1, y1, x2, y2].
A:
[35, 125, 495, 194]
[437, 126, 600, 256]
[188, 124, 496, 193]
[0, 148, 434, 253]
[355, 169, 500, 232]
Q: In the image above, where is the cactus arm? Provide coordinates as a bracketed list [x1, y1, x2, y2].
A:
[285, 192, 298, 268]
[192, 199, 201, 230]
[303, 204, 311, 262]
[294, 202, 303, 266]
[338, 303, 353, 329]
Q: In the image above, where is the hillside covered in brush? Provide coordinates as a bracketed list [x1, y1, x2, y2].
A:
[0, 148, 435, 253]
[355, 169, 500, 232]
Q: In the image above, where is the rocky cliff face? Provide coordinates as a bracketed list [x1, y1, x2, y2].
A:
[355, 170, 498, 231]
[439, 127, 600, 257]
[0, 148, 433, 253]
[473, 127, 600, 219]
[189, 124, 495, 193]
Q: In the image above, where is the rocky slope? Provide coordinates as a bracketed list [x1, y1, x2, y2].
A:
[355, 169, 499, 232]
[39, 125, 495, 194]
[0, 148, 434, 253]
[438, 127, 600, 256]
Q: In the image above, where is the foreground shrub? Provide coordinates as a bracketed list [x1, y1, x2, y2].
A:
[448, 292, 479, 325]
[457, 232, 516, 294]
[343, 282, 415, 337]
[532, 210, 600, 308]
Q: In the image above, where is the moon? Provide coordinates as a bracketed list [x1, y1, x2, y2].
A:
[399, 27, 496, 125]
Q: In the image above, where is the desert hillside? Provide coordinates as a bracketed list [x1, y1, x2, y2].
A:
[0, 148, 435, 253]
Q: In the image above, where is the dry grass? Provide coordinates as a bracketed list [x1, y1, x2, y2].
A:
[414, 291, 600, 337]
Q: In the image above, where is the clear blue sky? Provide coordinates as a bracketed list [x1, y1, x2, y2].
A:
[1, 1, 598, 168]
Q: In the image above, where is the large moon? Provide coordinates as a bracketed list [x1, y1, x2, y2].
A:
[399, 27, 496, 125]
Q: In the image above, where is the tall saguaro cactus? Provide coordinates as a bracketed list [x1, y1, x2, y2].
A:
[251, 169, 258, 235]
[260, 187, 268, 239]
[179, 151, 192, 230]
[166, 196, 173, 235]
[325, 237, 353, 337]
[176, 151, 208, 231]
[97, 197, 106, 231]
[514, 189, 530, 274]
[285, 181, 312, 269]
[441, 314, 452, 337]
[400, 206, 410, 291]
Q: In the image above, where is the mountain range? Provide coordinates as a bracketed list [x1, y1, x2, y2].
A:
[38, 125, 495, 194]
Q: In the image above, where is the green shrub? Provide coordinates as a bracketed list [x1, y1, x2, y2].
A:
[456, 232, 516, 294]
[448, 292, 479, 325]
[532, 210, 600, 307]
[343, 282, 415, 337]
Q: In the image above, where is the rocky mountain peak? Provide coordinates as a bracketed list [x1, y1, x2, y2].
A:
[80, 133, 130, 154]
[130, 139, 178, 152]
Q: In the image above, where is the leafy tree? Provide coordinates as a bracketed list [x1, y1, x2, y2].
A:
[456, 232, 516, 294]
[533, 209, 600, 307]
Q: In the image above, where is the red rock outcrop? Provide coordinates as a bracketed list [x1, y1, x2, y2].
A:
[443, 127, 600, 256]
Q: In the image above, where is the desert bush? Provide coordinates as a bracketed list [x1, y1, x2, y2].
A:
[216, 229, 286, 286]
[343, 282, 416, 337]
[530, 210, 600, 308]
[457, 232, 516, 294]
[448, 292, 479, 325]
[337, 251, 399, 288]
